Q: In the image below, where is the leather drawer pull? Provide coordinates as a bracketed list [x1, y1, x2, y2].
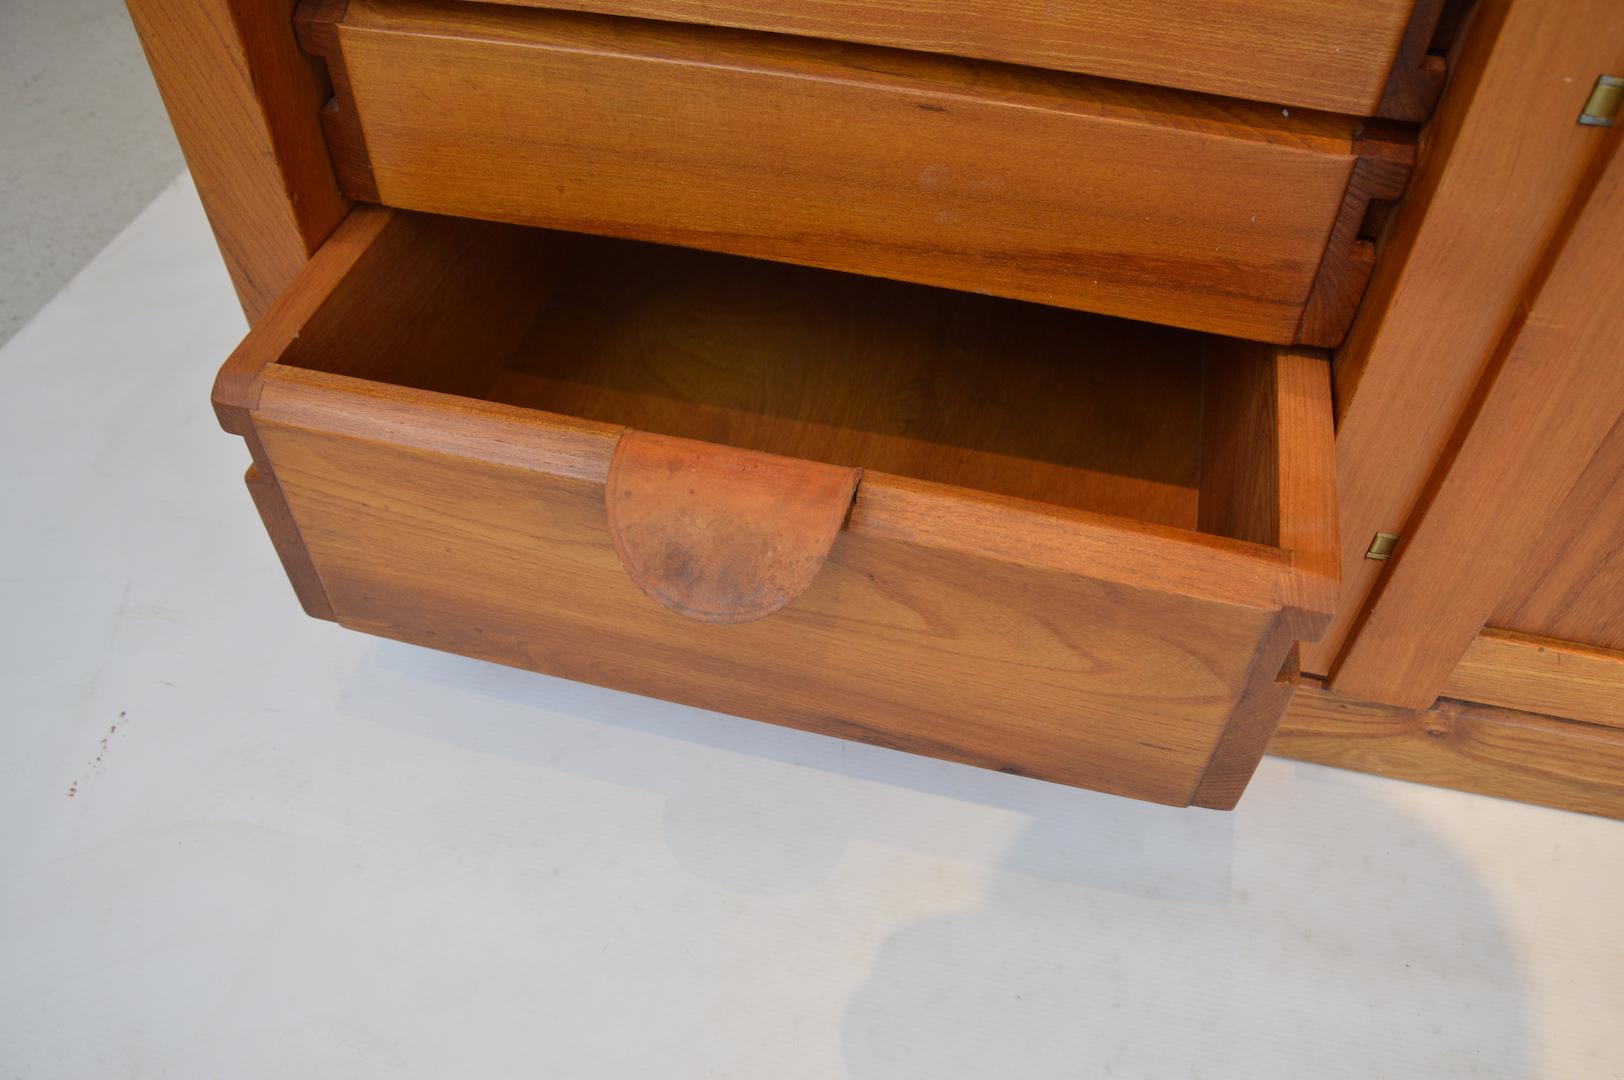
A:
[606, 430, 861, 623]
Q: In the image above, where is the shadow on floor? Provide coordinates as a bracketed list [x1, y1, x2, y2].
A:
[347, 638, 1527, 1078]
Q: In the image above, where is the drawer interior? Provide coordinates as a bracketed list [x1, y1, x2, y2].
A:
[276, 211, 1316, 541]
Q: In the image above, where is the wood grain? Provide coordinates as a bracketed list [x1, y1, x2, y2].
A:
[258, 367, 1294, 615]
[127, 0, 349, 319]
[483, 231, 1210, 529]
[212, 205, 564, 627]
[215, 206, 1339, 806]
[279, 215, 554, 397]
[300, 0, 1393, 344]
[442, 0, 1431, 117]
[1490, 412, 1624, 651]
[1272, 350, 1341, 630]
[216, 205, 559, 428]
[249, 369, 1312, 806]
[1442, 630, 1624, 731]
[244, 462, 335, 620]
[1200, 345, 1339, 639]
[243, 207, 1331, 616]
[1303, 0, 1624, 676]
[213, 203, 395, 432]
[1199, 342, 1284, 550]
[1195, 624, 1299, 810]
[1329, 130, 1624, 708]
[295, 0, 382, 203]
[1189, 347, 1337, 806]
[605, 431, 860, 623]
[1273, 678, 1624, 820]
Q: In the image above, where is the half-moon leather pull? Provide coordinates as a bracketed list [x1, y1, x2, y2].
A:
[606, 431, 861, 623]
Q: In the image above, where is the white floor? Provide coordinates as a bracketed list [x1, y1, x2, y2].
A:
[1, 177, 1621, 1079]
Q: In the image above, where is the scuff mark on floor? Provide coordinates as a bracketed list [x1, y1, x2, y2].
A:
[66, 710, 126, 797]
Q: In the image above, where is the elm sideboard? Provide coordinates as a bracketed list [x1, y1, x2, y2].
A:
[130, 0, 1624, 812]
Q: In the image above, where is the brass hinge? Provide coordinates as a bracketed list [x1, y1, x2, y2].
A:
[1578, 75, 1623, 127]
[1365, 532, 1400, 561]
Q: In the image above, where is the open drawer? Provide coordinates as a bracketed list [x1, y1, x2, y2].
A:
[216, 207, 1338, 809]
[296, 0, 1413, 347]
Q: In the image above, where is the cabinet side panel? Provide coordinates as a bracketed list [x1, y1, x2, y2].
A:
[128, 0, 350, 318]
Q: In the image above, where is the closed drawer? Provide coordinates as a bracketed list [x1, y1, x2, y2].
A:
[450, 0, 1448, 119]
[217, 207, 1339, 809]
[297, 0, 1413, 347]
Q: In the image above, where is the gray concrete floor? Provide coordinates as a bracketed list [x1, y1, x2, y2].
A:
[1, 0, 184, 344]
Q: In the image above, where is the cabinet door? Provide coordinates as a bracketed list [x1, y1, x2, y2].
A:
[1327, 128, 1624, 709]
[1302, 0, 1624, 680]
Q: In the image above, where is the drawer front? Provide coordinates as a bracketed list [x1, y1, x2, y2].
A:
[254, 389, 1274, 806]
[216, 207, 1340, 809]
[457, 0, 1445, 119]
[251, 368, 1315, 808]
[299, 0, 1411, 346]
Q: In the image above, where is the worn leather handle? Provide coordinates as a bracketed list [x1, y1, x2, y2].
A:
[605, 431, 861, 623]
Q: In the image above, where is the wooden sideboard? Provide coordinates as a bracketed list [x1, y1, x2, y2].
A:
[129, 0, 1624, 814]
